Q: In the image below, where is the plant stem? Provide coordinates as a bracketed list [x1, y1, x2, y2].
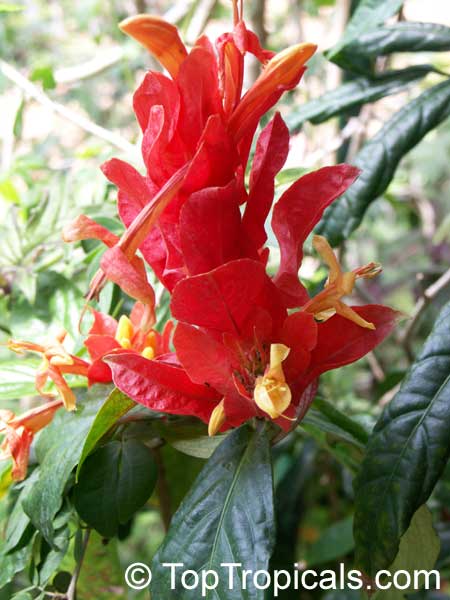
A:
[152, 447, 173, 532]
[66, 529, 91, 600]
[0, 60, 136, 156]
[402, 267, 450, 361]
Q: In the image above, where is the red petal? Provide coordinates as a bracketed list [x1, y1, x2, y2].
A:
[5, 426, 33, 481]
[304, 305, 400, 382]
[170, 259, 269, 334]
[281, 311, 318, 381]
[177, 42, 223, 152]
[106, 352, 219, 422]
[88, 309, 118, 337]
[84, 334, 120, 361]
[101, 158, 154, 207]
[87, 359, 113, 384]
[100, 246, 155, 307]
[223, 389, 258, 428]
[173, 322, 232, 394]
[272, 165, 360, 307]
[62, 215, 119, 248]
[242, 113, 289, 253]
[182, 115, 238, 193]
[179, 179, 243, 275]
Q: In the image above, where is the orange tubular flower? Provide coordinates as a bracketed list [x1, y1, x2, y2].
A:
[0, 399, 62, 480]
[7, 330, 90, 411]
[302, 235, 382, 329]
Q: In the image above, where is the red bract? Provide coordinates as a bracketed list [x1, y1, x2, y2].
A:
[62, 4, 399, 437]
[68, 3, 316, 295]
[107, 258, 400, 435]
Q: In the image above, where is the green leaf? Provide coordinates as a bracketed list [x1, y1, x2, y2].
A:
[38, 526, 70, 585]
[327, 0, 404, 64]
[4, 470, 40, 553]
[303, 397, 370, 447]
[354, 301, 450, 576]
[287, 66, 435, 131]
[155, 420, 228, 459]
[345, 22, 450, 59]
[316, 78, 450, 245]
[151, 424, 275, 600]
[73, 439, 157, 538]
[306, 516, 354, 567]
[30, 65, 56, 90]
[76, 388, 135, 479]
[0, 545, 30, 588]
[373, 506, 440, 599]
[270, 440, 317, 589]
[23, 388, 107, 545]
[0, 179, 20, 204]
[0, 358, 41, 401]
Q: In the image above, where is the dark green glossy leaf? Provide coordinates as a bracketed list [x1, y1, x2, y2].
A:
[316, 78, 450, 245]
[287, 66, 436, 131]
[345, 22, 450, 59]
[270, 439, 317, 600]
[23, 388, 106, 545]
[151, 424, 275, 600]
[373, 506, 439, 599]
[354, 301, 450, 576]
[74, 439, 157, 538]
[327, 0, 404, 64]
[76, 388, 135, 480]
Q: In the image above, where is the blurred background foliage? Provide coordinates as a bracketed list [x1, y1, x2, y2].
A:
[0, 0, 449, 598]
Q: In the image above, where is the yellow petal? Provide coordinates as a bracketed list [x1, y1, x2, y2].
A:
[312, 235, 341, 284]
[208, 400, 226, 437]
[254, 379, 292, 419]
[267, 343, 290, 381]
[335, 302, 375, 330]
[119, 15, 188, 79]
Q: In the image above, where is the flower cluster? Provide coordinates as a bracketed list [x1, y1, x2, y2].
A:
[5, 1, 398, 478]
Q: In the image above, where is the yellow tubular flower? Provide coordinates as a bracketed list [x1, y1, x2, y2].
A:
[254, 344, 292, 419]
[208, 400, 226, 437]
[115, 315, 134, 349]
[303, 235, 382, 330]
